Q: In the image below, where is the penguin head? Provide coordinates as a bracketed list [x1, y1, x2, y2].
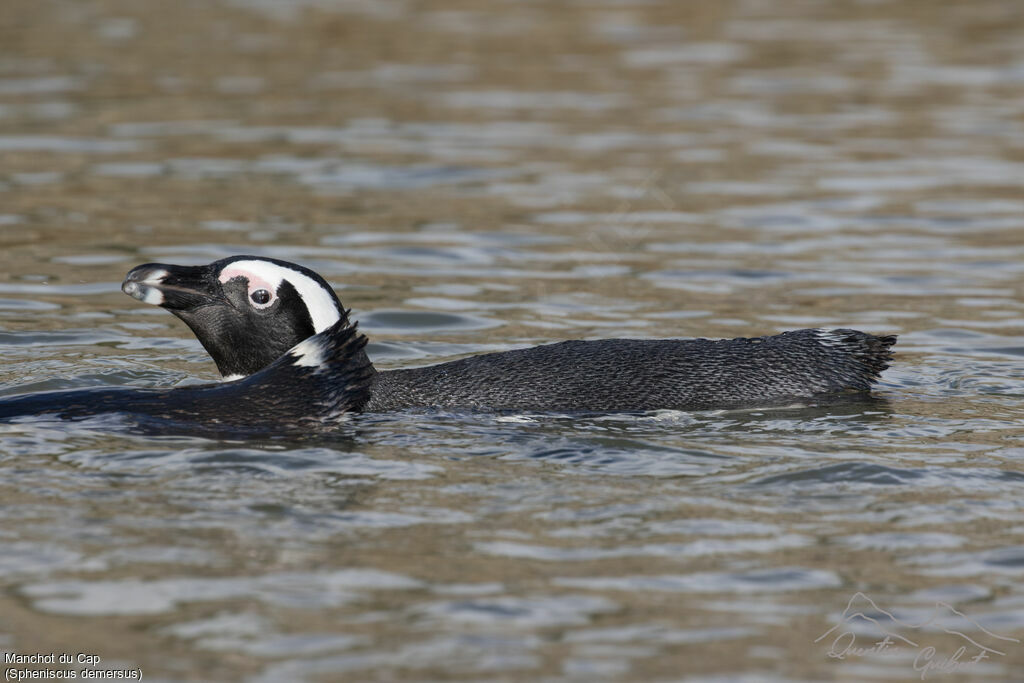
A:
[123, 255, 349, 378]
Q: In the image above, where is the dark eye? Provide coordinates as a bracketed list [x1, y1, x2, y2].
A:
[250, 289, 271, 305]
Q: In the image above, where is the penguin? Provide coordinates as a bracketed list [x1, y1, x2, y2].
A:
[116, 255, 896, 413]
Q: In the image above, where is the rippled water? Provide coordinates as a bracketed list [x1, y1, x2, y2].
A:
[2, 0, 1024, 680]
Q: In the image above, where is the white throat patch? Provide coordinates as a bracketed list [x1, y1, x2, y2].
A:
[218, 259, 341, 333]
[290, 336, 327, 368]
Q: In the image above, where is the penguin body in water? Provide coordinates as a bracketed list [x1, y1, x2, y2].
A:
[120, 256, 896, 414]
[0, 255, 897, 426]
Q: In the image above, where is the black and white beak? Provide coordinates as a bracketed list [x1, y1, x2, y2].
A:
[122, 263, 221, 310]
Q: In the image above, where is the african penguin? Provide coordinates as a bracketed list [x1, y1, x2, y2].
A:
[115, 255, 896, 414]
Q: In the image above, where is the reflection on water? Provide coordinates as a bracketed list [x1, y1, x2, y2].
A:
[2, 0, 1024, 680]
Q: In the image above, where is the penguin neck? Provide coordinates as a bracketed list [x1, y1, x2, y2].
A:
[217, 340, 378, 382]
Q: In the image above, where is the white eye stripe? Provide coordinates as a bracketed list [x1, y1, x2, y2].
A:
[218, 260, 341, 332]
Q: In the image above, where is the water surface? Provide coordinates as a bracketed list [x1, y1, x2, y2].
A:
[2, 0, 1024, 680]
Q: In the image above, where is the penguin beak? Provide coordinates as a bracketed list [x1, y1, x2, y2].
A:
[122, 263, 222, 311]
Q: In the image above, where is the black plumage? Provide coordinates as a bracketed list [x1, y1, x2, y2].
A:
[0, 316, 372, 428]
[369, 328, 896, 412]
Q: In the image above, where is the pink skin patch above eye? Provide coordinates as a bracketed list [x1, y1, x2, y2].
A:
[218, 266, 277, 305]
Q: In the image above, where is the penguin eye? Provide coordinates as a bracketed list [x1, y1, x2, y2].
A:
[250, 289, 272, 306]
